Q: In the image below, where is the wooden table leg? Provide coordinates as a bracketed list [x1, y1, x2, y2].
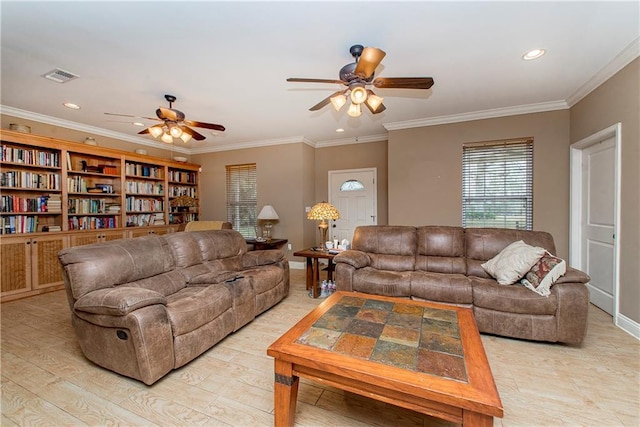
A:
[312, 258, 320, 298]
[462, 410, 493, 426]
[327, 259, 335, 282]
[305, 258, 313, 293]
[274, 359, 299, 427]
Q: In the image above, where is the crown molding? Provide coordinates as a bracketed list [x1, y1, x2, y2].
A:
[566, 37, 640, 107]
[314, 134, 388, 148]
[0, 105, 191, 154]
[383, 100, 569, 131]
[189, 135, 315, 154]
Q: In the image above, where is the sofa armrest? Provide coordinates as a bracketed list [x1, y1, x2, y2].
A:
[241, 249, 285, 267]
[555, 266, 590, 284]
[334, 250, 371, 269]
[74, 287, 166, 316]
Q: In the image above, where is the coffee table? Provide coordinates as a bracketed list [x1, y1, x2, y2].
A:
[267, 292, 502, 426]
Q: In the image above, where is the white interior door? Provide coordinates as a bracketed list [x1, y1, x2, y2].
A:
[582, 137, 616, 314]
[329, 168, 377, 243]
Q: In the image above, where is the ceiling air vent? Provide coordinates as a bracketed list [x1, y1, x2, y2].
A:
[41, 68, 79, 83]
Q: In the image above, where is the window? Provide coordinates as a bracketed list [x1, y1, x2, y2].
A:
[340, 179, 365, 192]
[226, 163, 257, 237]
[462, 138, 533, 230]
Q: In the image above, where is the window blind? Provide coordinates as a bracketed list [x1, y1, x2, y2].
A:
[462, 138, 533, 230]
[226, 163, 257, 237]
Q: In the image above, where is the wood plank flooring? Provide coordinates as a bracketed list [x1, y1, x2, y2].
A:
[1, 269, 638, 426]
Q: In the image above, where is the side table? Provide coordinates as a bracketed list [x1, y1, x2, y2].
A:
[245, 238, 288, 251]
[293, 248, 337, 298]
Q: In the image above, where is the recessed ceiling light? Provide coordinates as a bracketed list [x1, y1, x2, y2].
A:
[336, 128, 345, 132]
[132, 122, 145, 127]
[63, 102, 81, 110]
[522, 49, 546, 61]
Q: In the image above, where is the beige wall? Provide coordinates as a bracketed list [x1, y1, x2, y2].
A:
[388, 110, 572, 258]
[196, 142, 313, 257]
[314, 140, 389, 226]
[570, 58, 640, 324]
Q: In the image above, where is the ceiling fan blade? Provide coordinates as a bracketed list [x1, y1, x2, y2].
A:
[184, 120, 225, 132]
[372, 77, 434, 90]
[354, 47, 386, 79]
[309, 90, 347, 111]
[182, 126, 206, 141]
[157, 107, 185, 122]
[287, 77, 347, 85]
[104, 112, 160, 121]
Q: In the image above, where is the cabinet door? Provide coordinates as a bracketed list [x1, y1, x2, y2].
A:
[128, 228, 154, 238]
[70, 232, 102, 247]
[0, 236, 32, 296]
[31, 234, 68, 289]
[102, 230, 128, 242]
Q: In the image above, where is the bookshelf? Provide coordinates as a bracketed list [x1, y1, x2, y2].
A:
[0, 129, 200, 301]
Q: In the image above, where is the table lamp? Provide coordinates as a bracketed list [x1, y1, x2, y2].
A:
[307, 201, 340, 251]
[257, 205, 279, 240]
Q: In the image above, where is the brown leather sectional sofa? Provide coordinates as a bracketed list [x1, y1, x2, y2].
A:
[334, 226, 590, 344]
[58, 229, 289, 384]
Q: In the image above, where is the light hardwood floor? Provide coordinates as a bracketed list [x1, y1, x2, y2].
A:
[1, 268, 638, 426]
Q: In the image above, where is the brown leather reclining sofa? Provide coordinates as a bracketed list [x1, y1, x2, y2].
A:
[58, 229, 289, 384]
[334, 226, 590, 344]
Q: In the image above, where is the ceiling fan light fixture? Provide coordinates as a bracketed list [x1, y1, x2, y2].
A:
[160, 132, 173, 143]
[347, 103, 361, 118]
[179, 132, 192, 143]
[350, 86, 367, 105]
[148, 125, 164, 138]
[330, 94, 347, 111]
[169, 123, 183, 138]
[366, 93, 384, 112]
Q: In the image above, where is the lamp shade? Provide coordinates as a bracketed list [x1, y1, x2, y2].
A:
[257, 205, 279, 220]
[307, 202, 340, 221]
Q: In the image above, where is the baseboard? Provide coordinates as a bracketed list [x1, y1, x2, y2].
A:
[289, 260, 305, 270]
[616, 313, 640, 340]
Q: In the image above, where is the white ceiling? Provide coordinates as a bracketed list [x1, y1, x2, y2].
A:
[1, 1, 638, 154]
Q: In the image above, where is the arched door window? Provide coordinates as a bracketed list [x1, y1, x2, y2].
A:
[340, 179, 365, 192]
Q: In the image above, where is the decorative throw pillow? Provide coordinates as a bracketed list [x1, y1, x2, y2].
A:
[521, 252, 566, 296]
[481, 240, 546, 285]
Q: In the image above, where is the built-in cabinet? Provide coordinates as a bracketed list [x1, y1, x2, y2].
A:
[0, 129, 199, 301]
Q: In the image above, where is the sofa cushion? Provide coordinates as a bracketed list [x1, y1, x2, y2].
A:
[190, 229, 247, 262]
[164, 232, 203, 268]
[58, 235, 175, 299]
[481, 240, 546, 285]
[410, 271, 473, 304]
[352, 225, 417, 271]
[521, 252, 567, 296]
[351, 267, 412, 296]
[124, 270, 187, 296]
[471, 277, 558, 315]
[242, 265, 286, 294]
[416, 226, 466, 274]
[165, 284, 233, 336]
[465, 228, 556, 278]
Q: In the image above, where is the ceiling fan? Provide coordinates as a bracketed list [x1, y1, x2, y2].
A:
[287, 44, 434, 117]
[105, 94, 225, 143]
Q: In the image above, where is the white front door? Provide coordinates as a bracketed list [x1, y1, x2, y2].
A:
[582, 136, 616, 314]
[329, 168, 377, 243]
[570, 123, 620, 320]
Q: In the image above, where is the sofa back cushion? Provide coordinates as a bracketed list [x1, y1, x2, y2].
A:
[415, 226, 466, 274]
[352, 226, 417, 271]
[190, 229, 247, 272]
[465, 228, 557, 278]
[163, 232, 204, 268]
[58, 235, 175, 300]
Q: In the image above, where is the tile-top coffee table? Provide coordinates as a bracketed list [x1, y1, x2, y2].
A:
[267, 291, 502, 426]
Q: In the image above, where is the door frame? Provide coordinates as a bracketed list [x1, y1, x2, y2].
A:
[569, 123, 621, 324]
